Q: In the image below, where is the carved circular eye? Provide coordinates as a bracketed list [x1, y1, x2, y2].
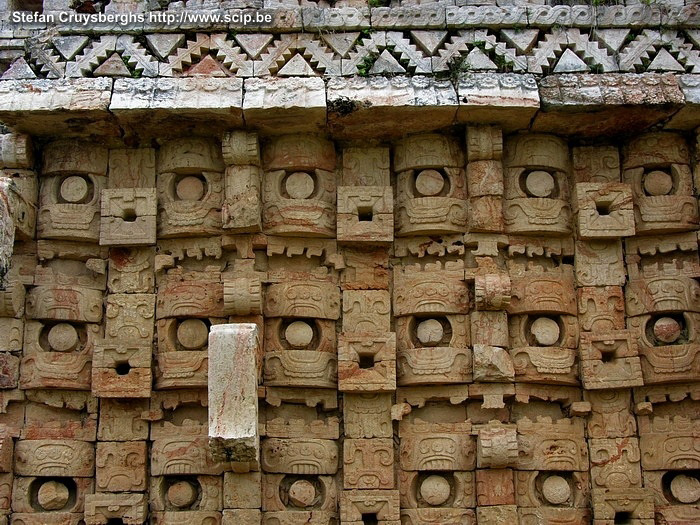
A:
[420, 475, 451, 506]
[60, 175, 89, 203]
[285, 172, 315, 199]
[643, 170, 673, 196]
[167, 480, 198, 508]
[285, 321, 314, 348]
[653, 317, 681, 344]
[176, 175, 206, 201]
[288, 479, 316, 507]
[48, 323, 79, 352]
[530, 317, 560, 346]
[177, 319, 209, 350]
[542, 475, 571, 505]
[525, 170, 555, 198]
[670, 474, 700, 504]
[416, 319, 444, 346]
[415, 169, 445, 197]
[37, 480, 70, 511]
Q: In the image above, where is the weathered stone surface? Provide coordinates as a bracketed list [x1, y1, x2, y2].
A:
[208, 323, 261, 465]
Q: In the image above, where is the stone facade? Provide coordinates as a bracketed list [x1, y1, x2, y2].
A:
[0, 0, 700, 524]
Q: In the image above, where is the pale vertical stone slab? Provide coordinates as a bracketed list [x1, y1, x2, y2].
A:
[0, 178, 14, 290]
[208, 323, 261, 464]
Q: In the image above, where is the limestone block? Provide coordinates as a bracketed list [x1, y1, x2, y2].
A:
[473, 345, 514, 382]
[517, 419, 588, 471]
[97, 399, 149, 441]
[467, 160, 503, 197]
[396, 314, 471, 385]
[224, 471, 260, 509]
[394, 267, 468, 316]
[342, 290, 391, 334]
[104, 293, 155, 343]
[399, 470, 474, 510]
[476, 469, 515, 506]
[261, 136, 336, 237]
[264, 349, 337, 389]
[0, 134, 33, 169]
[38, 173, 105, 242]
[0, 318, 23, 352]
[476, 422, 518, 469]
[151, 436, 227, 476]
[469, 196, 504, 233]
[261, 438, 338, 475]
[15, 439, 94, 477]
[265, 282, 340, 320]
[92, 365, 152, 399]
[508, 272, 577, 316]
[110, 78, 244, 136]
[149, 475, 223, 512]
[394, 134, 467, 236]
[338, 334, 396, 392]
[591, 487, 654, 521]
[0, 354, 19, 390]
[343, 438, 394, 489]
[476, 504, 518, 524]
[575, 240, 626, 287]
[585, 390, 636, 439]
[574, 183, 635, 239]
[474, 271, 510, 310]
[12, 476, 92, 515]
[208, 323, 261, 464]
[577, 286, 625, 333]
[400, 421, 475, 472]
[222, 509, 261, 524]
[107, 148, 156, 189]
[456, 74, 539, 132]
[262, 473, 337, 512]
[243, 77, 326, 135]
[84, 492, 148, 525]
[625, 275, 700, 317]
[0, 169, 37, 241]
[573, 146, 621, 184]
[340, 247, 390, 291]
[340, 490, 400, 524]
[223, 277, 262, 316]
[503, 133, 572, 235]
[328, 76, 457, 140]
[42, 140, 109, 177]
[96, 441, 148, 492]
[589, 438, 642, 490]
[639, 416, 700, 471]
[157, 170, 223, 238]
[471, 311, 509, 347]
[107, 247, 155, 294]
[337, 186, 393, 244]
[580, 331, 643, 390]
[515, 470, 590, 509]
[467, 125, 502, 162]
[341, 147, 390, 187]
[99, 188, 157, 246]
[623, 132, 699, 234]
[222, 131, 260, 167]
[264, 395, 339, 441]
[223, 165, 262, 233]
[343, 393, 392, 439]
[629, 314, 700, 385]
[20, 321, 98, 391]
[156, 277, 224, 320]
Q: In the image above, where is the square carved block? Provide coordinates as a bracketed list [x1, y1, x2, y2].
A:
[337, 186, 393, 244]
[575, 183, 635, 239]
[100, 188, 157, 246]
